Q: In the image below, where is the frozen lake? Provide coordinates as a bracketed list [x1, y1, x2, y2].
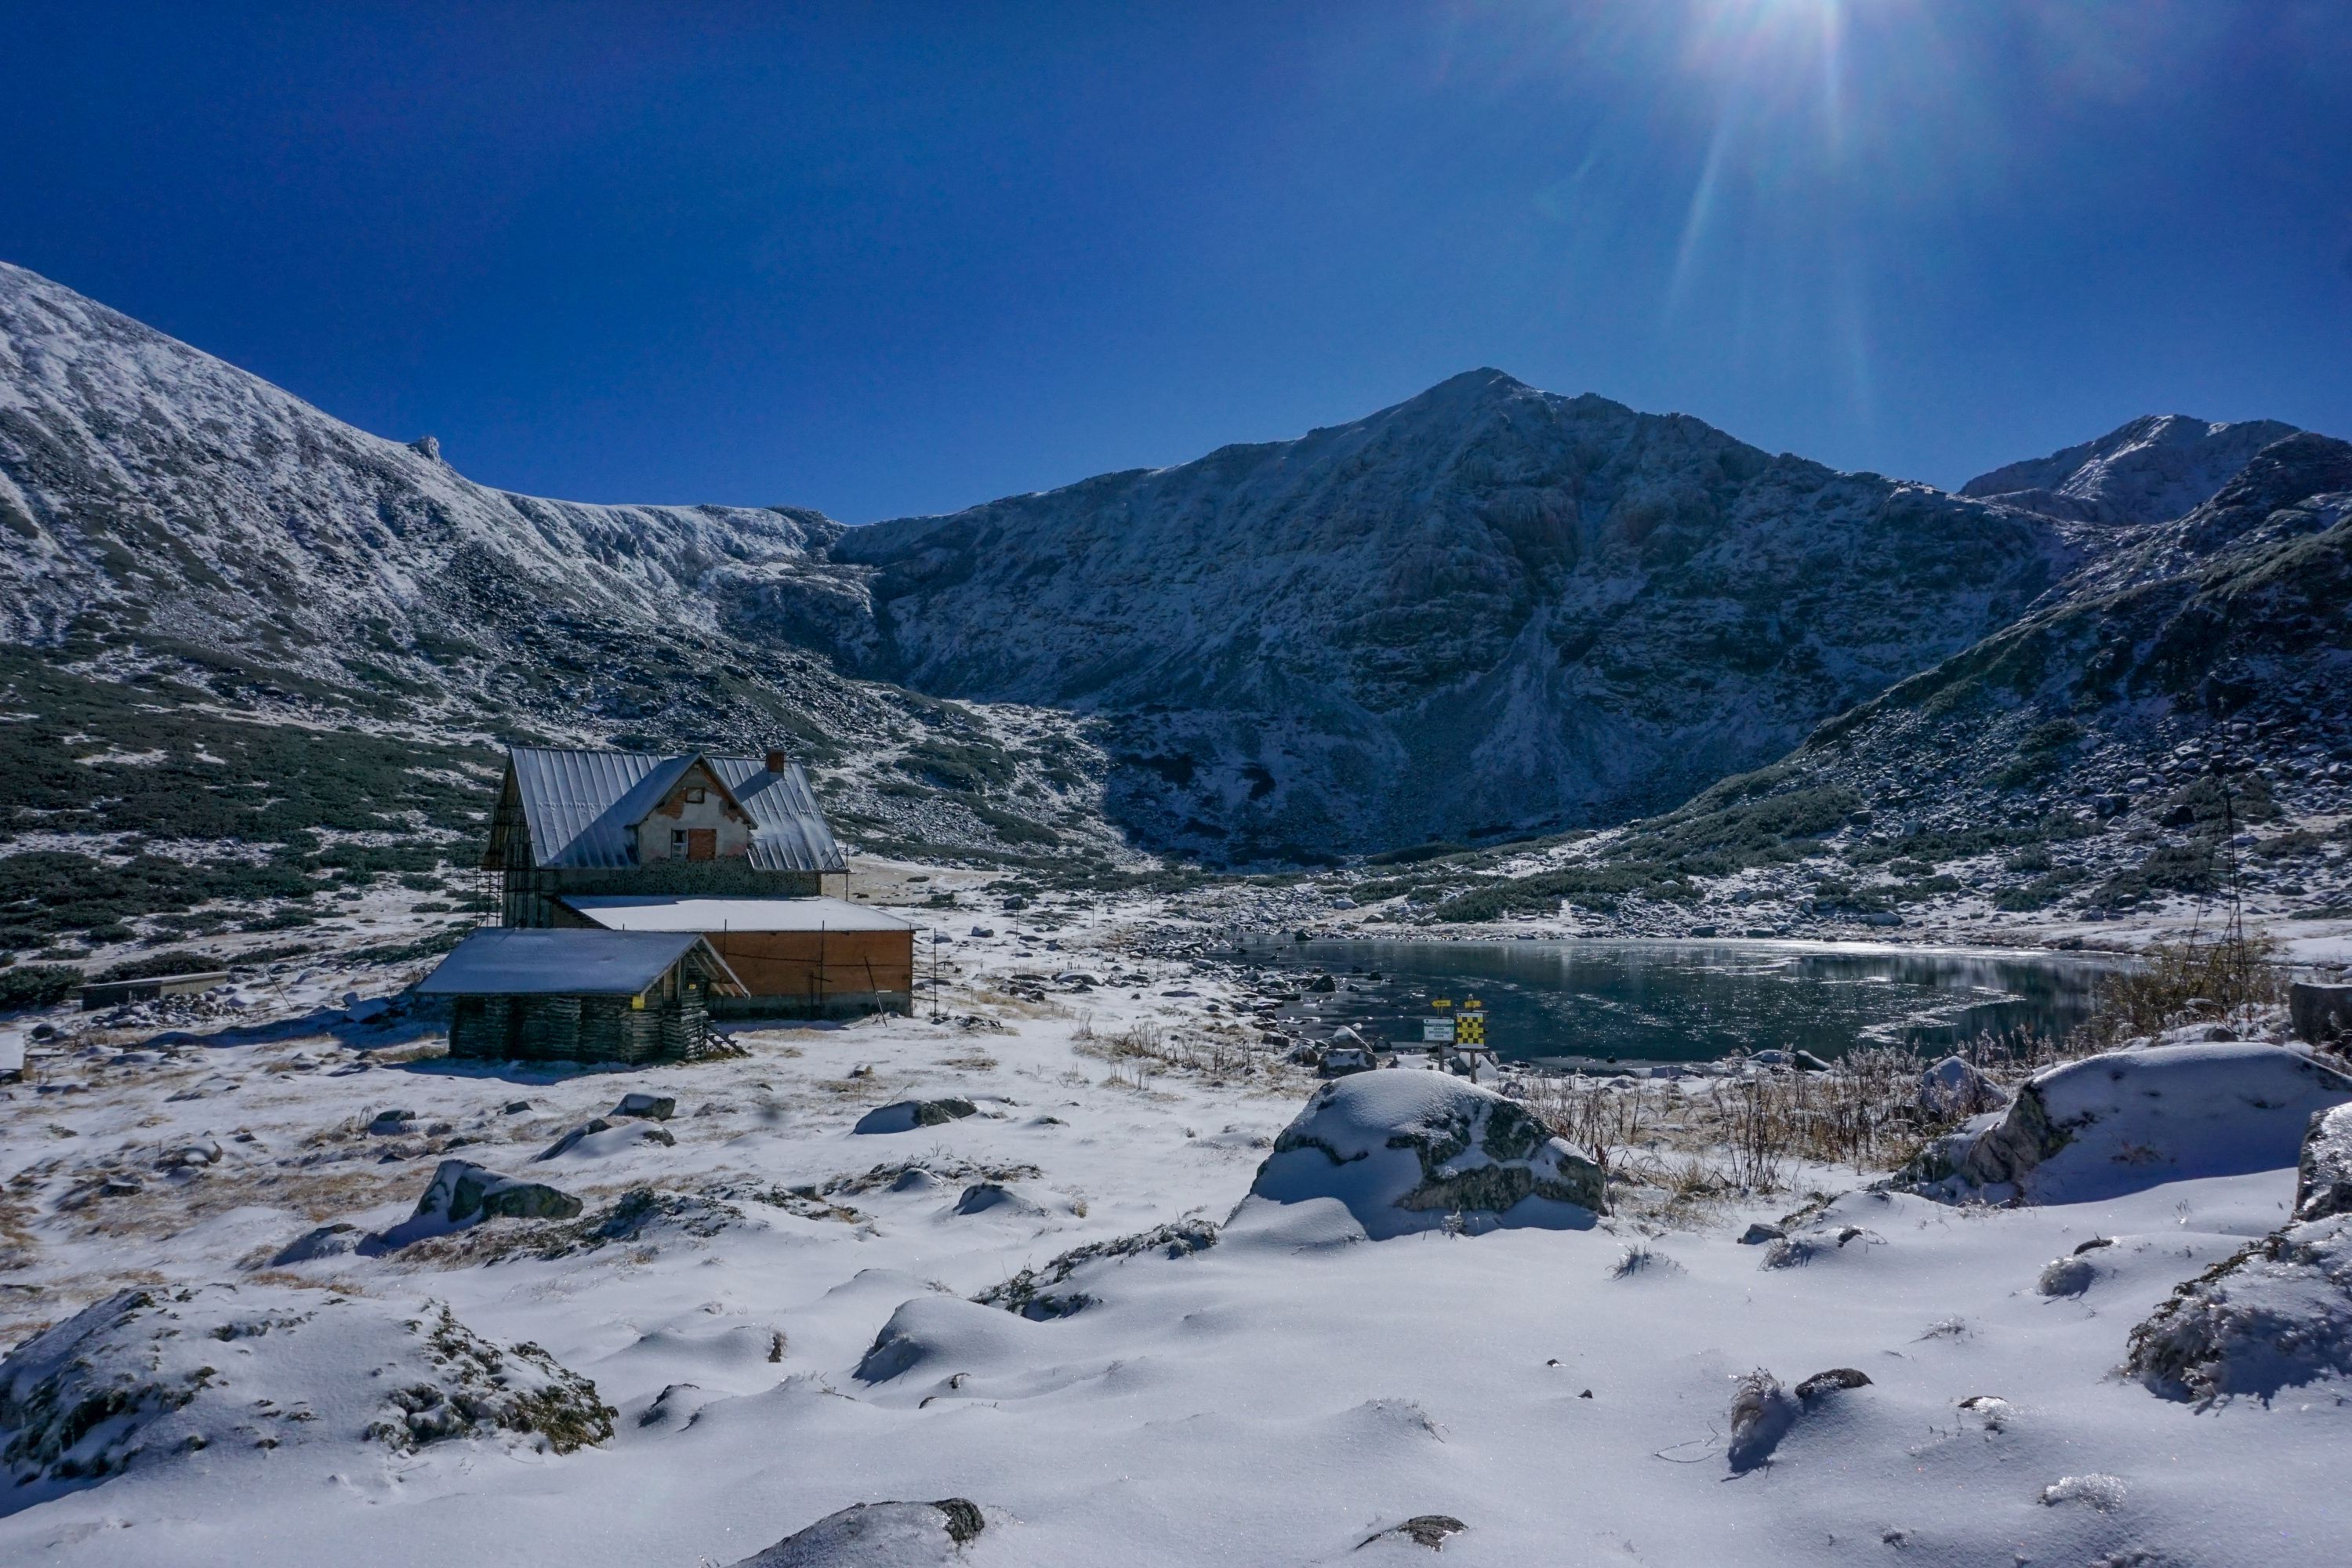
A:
[1247, 937, 2122, 1066]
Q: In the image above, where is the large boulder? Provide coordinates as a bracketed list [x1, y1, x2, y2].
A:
[1244, 1072, 1605, 1240]
[1904, 1044, 2352, 1203]
[0, 1284, 612, 1497]
[731, 1498, 1000, 1566]
[2128, 1107, 2352, 1401]
[416, 1159, 583, 1225]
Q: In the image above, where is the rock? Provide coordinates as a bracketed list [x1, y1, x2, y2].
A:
[855, 1098, 979, 1134]
[366, 1108, 418, 1134]
[1356, 1515, 1467, 1551]
[412, 1159, 583, 1226]
[2036, 1255, 2097, 1296]
[952, 1181, 1046, 1218]
[0, 1284, 612, 1490]
[1306, 973, 1338, 993]
[1726, 1370, 1798, 1472]
[2292, 982, 2352, 1044]
[502, 1099, 533, 1115]
[2127, 1103, 2352, 1400]
[535, 1117, 677, 1160]
[974, 1218, 1218, 1320]
[1795, 1367, 1871, 1400]
[610, 1092, 676, 1121]
[1244, 1072, 1606, 1240]
[1738, 1221, 1786, 1245]
[1318, 1045, 1378, 1079]
[1902, 1043, 2352, 1203]
[1791, 1050, 1832, 1073]
[270, 1221, 361, 1264]
[1915, 1055, 2007, 1120]
[2297, 1104, 2352, 1221]
[730, 1498, 993, 1566]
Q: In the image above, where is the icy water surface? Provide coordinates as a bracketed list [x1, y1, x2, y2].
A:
[1247, 938, 2122, 1067]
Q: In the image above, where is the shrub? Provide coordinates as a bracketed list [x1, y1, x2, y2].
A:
[0, 963, 82, 1011]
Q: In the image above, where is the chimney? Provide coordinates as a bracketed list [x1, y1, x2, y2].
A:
[764, 748, 789, 774]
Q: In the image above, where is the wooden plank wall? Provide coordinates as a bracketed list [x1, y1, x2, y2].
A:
[710, 929, 913, 1002]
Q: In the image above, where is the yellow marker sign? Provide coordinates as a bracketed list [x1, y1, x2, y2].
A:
[1432, 998, 1453, 1009]
[1456, 1014, 1486, 1046]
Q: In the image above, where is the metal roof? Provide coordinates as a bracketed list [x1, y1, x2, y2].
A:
[416, 928, 745, 997]
[562, 895, 914, 934]
[507, 747, 848, 873]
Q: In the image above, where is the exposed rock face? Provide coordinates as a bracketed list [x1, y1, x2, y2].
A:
[1247, 1071, 1605, 1239]
[0, 1284, 612, 1493]
[812, 371, 2096, 858]
[2125, 1105, 2352, 1400]
[2297, 1104, 2352, 1222]
[1905, 1044, 2352, 1203]
[1671, 431, 2352, 913]
[731, 1498, 995, 1566]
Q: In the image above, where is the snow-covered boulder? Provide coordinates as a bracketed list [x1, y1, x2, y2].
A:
[1243, 1073, 1606, 1240]
[1904, 1044, 2352, 1203]
[535, 1116, 677, 1160]
[730, 1498, 1002, 1566]
[855, 1098, 978, 1134]
[0, 1284, 613, 1497]
[2126, 1104, 2352, 1401]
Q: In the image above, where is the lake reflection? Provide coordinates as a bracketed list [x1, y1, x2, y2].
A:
[1248, 938, 2121, 1065]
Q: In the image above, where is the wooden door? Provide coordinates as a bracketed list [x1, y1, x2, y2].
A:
[687, 829, 717, 862]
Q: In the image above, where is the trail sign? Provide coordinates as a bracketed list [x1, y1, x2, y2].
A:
[1421, 1017, 1456, 1044]
[1455, 1013, 1486, 1046]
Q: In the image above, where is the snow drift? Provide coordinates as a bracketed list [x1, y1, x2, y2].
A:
[2127, 1104, 2352, 1401]
[0, 1284, 612, 1506]
[1905, 1044, 2352, 1203]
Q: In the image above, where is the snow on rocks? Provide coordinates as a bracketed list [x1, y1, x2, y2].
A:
[0, 1284, 612, 1499]
[1241, 1072, 1605, 1240]
[729, 1498, 1000, 1567]
[2125, 1105, 2352, 1402]
[854, 1098, 979, 1134]
[367, 1159, 583, 1249]
[1904, 1043, 2352, 1203]
[535, 1116, 677, 1160]
[2296, 1102, 2352, 1221]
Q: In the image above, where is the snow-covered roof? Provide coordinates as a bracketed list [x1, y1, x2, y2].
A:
[416, 928, 743, 997]
[506, 748, 847, 873]
[561, 895, 912, 934]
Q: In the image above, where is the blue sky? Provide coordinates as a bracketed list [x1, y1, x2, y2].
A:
[5, 2, 2348, 521]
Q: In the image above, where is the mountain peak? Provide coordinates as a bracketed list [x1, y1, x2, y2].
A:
[1961, 412, 2301, 527]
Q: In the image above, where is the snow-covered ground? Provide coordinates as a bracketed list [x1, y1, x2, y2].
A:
[5, 895, 2350, 1566]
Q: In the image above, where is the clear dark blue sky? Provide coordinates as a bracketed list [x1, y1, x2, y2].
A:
[5, 2, 2348, 521]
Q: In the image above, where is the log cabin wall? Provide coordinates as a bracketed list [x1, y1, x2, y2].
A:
[706, 928, 914, 1018]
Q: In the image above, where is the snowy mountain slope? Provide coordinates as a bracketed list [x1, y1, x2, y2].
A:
[0, 261, 1129, 907]
[804, 372, 2102, 860]
[1960, 412, 2300, 528]
[1466, 430, 2352, 932]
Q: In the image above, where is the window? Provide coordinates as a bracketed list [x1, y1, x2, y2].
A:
[671, 829, 688, 855]
[684, 786, 706, 804]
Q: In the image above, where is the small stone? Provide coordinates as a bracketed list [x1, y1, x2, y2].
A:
[1356, 1515, 1467, 1552]
[610, 1092, 675, 1122]
[1795, 1367, 1872, 1399]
